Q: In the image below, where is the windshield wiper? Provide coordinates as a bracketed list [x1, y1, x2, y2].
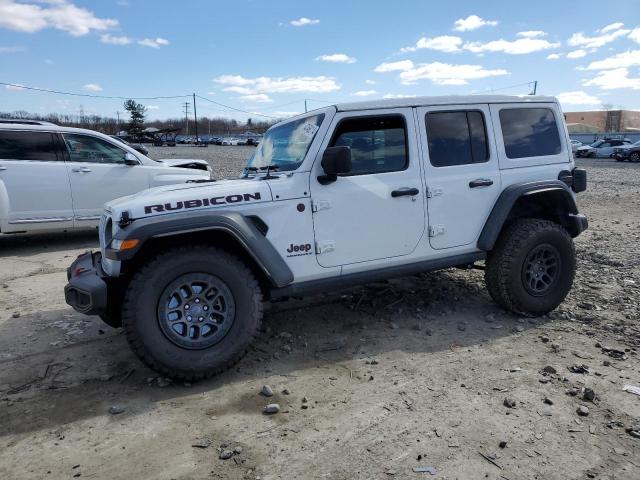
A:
[244, 164, 280, 179]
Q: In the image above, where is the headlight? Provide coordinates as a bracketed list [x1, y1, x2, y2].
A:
[110, 238, 140, 251]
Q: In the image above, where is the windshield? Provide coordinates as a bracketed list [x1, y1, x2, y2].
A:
[245, 113, 324, 172]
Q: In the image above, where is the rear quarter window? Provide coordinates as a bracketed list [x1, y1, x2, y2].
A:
[499, 108, 562, 159]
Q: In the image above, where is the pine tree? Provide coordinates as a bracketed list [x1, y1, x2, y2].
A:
[123, 99, 146, 140]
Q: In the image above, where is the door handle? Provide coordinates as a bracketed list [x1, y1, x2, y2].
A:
[391, 187, 420, 197]
[72, 167, 92, 173]
[469, 178, 493, 188]
[0, 166, 7, 171]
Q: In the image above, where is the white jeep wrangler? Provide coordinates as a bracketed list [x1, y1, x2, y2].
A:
[65, 95, 588, 380]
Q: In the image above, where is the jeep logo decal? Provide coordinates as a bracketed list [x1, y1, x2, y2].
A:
[286, 243, 313, 257]
[144, 192, 261, 214]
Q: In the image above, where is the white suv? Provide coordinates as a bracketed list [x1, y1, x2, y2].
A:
[0, 120, 211, 235]
[65, 95, 588, 381]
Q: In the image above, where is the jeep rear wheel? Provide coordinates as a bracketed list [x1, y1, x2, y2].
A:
[122, 246, 263, 381]
[485, 219, 575, 316]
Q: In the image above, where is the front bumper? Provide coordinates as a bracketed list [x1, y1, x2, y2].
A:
[568, 213, 589, 237]
[64, 251, 109, 315]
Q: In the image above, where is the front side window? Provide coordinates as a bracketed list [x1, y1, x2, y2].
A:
[245, 114, 324, 172]
[330, 115, 407, 175]
[0, 131, 59, 161]
[426, 111, 489, 167]
[63, 134, 128, 164]
[499, 108, 562, 159]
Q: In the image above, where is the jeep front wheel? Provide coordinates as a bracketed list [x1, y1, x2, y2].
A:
[630, 152, 640, 163]
[485, 219, 576, 316]
[122, 246, 263, 381]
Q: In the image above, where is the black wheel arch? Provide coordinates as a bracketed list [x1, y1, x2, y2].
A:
[105, 210, 294, 290]
[478, 181, 587, 251]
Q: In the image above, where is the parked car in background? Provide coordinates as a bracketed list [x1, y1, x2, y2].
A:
[613, 140, 640, 162]
[575, 139, 633, 158]
[110, 135, 149, 156]
[0, 121, 211, 235]
[570, 139, 582, 153]
[247, 138, 262, 146]
[221, 137, 241, 145]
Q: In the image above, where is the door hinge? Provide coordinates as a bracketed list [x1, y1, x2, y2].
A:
[426, 186, 443, 198]
[315, 240, 336, 254]
[428, 225, 445, 237]
[311, 199, 331, 212]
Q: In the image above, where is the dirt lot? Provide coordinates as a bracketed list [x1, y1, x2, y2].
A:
[0, 156, 639, 480]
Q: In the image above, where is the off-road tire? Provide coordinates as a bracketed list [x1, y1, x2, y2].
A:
[121, 246, 263, 381]
[485, 219, 575, 316]
[630, 152, 640, 163]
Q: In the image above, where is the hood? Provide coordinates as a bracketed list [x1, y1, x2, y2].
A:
[576, 145, 593, 151]
[157, 158, 210, 168]
[105, 178, 272, 220]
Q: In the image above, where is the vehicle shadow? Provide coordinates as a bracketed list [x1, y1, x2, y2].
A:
[0, 268, 553, 438]
[0, 230, 98, 258]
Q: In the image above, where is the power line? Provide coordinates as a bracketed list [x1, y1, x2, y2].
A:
[195, 95, 277, 119]
[0, 81, 190, 100]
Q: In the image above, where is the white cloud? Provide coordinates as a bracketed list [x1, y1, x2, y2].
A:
[0, 0, 118, 36]
[315, 53, 356, 63]
[374, 60, 415, 73]
[5, 83, 26, 91]
[82, 83, 102, 92]
[274, 111, 302, 117]
[583, 68, 640, 90]
[547, 53, 561, 60]
[214, 75, 341, 95]
[600, 22, 625, 33]
[567, 49, 587, 59]
[401, 35, 463, 53]
[352, 90, 377, 97]
[453, 15, 497, 32]
[100, 33, 131, 45]
[586, 50, 640, 70]
[556, 90, 601, 105]
[239, 94, 273, 103]
[146, 105, 159, 110]
[0, 45, 23, 53]
[138, 37, 169, 48]
[630, 28, 640, 44]
[398, 62, 509, 86]
[365, 79, 376, 85]
[290, 17, 319, 27]
[517, 30, 546, 38]
[383, 93, 417, 99]
[568, 25, 630, 49]
[464, 37, 560, 54]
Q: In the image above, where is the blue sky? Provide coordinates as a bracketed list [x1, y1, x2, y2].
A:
[0, 0, 639, 121]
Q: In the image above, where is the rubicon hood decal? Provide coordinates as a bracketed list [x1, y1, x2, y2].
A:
[144, 192, 262, 214]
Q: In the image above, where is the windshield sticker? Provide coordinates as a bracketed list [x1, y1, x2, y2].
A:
[301, 122, 319, 138]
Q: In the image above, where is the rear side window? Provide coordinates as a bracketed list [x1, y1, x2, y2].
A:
[330, 115, 407, 175]
[499, 108, 561, 159]
[425, 111, 489, 167]
[0, 131, 59, 161]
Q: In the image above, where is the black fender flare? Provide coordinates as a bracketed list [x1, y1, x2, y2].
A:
[477, 180, 586, 251]
[105, 210, 294, 288]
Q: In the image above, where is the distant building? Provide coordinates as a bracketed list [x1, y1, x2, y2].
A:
[564, 110, 640, 133]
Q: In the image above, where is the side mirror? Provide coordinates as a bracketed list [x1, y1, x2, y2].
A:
[124, 152, 139, 165]
[318, 146, 351, 184]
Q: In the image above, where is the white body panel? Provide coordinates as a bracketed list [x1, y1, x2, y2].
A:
[0, 159, 74, 231]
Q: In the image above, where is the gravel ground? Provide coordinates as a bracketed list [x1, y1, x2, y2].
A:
[0, 157, 638, 480]
[147, 144, 255, 179]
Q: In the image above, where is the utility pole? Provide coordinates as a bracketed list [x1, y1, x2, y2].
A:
[116, 111, 120, 126]
[182, 102, 190, 135]
[531, 80, 538, 95]
[304, 99, 308, 113]
[192, 93, 199, 144]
